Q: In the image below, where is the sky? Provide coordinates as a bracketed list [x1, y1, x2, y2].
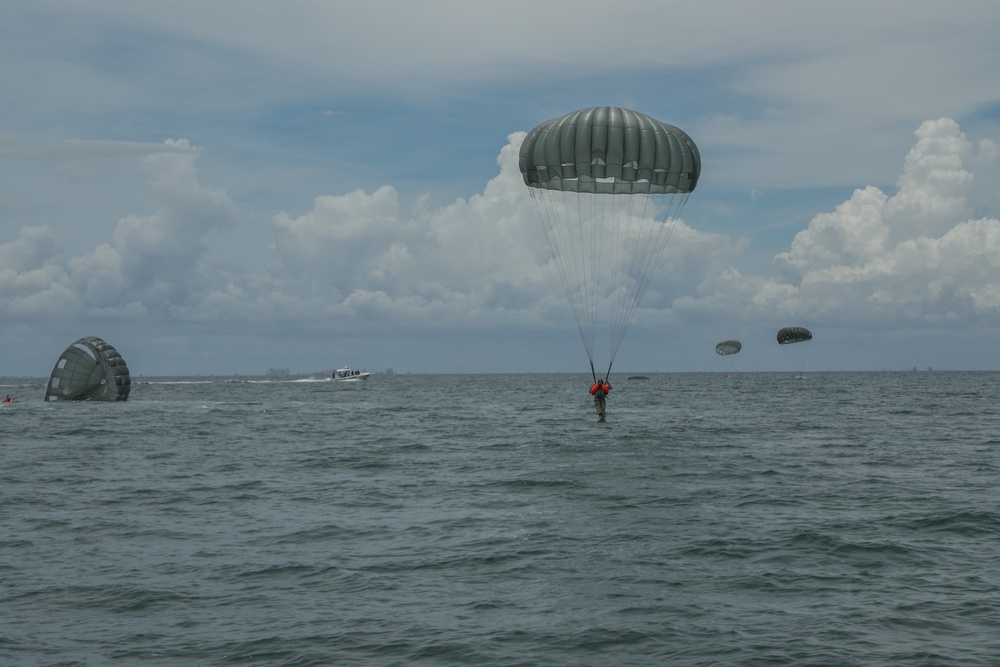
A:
[3, 0, 1000, 376]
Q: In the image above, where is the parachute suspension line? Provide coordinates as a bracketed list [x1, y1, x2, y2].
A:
[606, 192, 648, 371]
[581, 191, 600, 367]
[530, 188, 692, 378]
[591, 190, 610, 370]
[603, 193, 620, 370]
[530, 189, 597, 366]
[619, 191, 689, 355]
[576, 191, 600, 365]
[604, 191, 690, 375]
[596, 190, 630, 375]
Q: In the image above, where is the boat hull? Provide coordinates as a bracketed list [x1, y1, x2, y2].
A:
[331, 374, 370, 382]
[330, 367, 371, 382]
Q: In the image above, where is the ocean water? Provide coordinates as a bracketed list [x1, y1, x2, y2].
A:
[2, 371, 999, 666]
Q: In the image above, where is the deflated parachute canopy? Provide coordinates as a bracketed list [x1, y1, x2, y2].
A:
[715, 339, 742, 356]
[45, 336, 131, 402]
[776, 327, 813, 345]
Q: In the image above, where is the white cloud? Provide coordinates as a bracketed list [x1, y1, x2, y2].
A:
[1, 140, 240, 323]
[0, 138, 197, 161]
[0, 227, 78, 319]
[5, 1, 1000, 374]
[0, 225, 57, 273]
[3, 115, 1000, 373]
[267, 135, 559, 330]
[769, 118, 1000, 327]
[0, 128, 738, 340]
[6, 2, 998, 198]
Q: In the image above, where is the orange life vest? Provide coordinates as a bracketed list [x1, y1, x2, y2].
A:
[590, 383, 610, 396]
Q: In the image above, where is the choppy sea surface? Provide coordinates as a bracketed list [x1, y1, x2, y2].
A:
[2, 371, 1000, 666]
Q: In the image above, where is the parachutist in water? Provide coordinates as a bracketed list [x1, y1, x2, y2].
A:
[590, 379, 611, 422]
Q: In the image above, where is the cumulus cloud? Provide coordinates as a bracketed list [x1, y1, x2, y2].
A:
[1, 139, 240, 323]
[3, 118, 1000, 362]
[267, 135, 557, 330]
[767, 118, 1000, 327]
[0, 227, 78, 318]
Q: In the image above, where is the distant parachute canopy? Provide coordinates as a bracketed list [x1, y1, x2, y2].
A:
[776, 327, 813, 345]
[519, 106, 701, 381]
[45, 336, 131, 402]
[715, 339, 742, 356]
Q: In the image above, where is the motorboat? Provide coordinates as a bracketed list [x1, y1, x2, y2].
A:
[331, 367, 370, 382]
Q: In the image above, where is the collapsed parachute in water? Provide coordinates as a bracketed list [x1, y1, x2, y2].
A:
[519, 106, 701, 380]
[715, 339, 742, 356]
[44, 336, 131, 402]
[776, 327, 813, 345]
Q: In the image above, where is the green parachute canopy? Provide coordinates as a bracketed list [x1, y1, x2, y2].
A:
[519, 106, 700, 194]
[715, 339, 742, 356]
[776, 327, 813, 345]
[44, 336, 131, 402]
[519, 107, 701, 380]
